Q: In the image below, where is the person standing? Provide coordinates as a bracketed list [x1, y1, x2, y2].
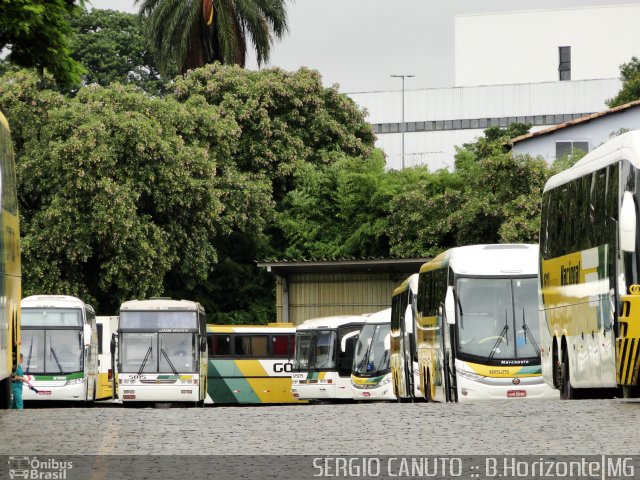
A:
[10, 353, 25, 409]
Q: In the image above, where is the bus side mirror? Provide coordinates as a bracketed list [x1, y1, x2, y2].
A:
[620, 191, 637, 253]
[83, 324, 92, 348]
[110, 334, 116, 355]
[200, 337, 207, 353]
[445, 286, 456, 325]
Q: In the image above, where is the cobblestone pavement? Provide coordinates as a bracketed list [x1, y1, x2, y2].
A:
[1, 399, 639, 456]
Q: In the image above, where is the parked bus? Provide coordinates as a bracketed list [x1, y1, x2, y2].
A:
[351, 309, 394, 400]
[0, 111, 21, 409]
[417, 244, 557, 402]
[96, 316, 118, 400]
[390, 274, 421, 401]
[292, 315, 366, 401]
[20, 295, 98, 403]
[206, 323, 305, 404]
[116, 298, 207, 405]
[539, 130, 640, 399]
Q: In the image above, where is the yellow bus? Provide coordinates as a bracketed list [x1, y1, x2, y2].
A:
[390, 274, 421, 401]
[207, 323, 305, 404]
[417, 244, 556, 402]
[539, 130, 640, 399]
[0, 111, 21, 409]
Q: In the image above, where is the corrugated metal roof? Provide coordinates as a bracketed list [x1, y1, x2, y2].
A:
[257, 257, 430, 275]
[509, 100, 640, 146]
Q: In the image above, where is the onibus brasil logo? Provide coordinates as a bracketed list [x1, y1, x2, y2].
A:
[8, 456, 73, 479]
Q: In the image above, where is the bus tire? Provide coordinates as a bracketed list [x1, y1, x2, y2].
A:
[560, 350, 576, 400]
[0, 377, 10, 409]
[622, 385, 640, 399]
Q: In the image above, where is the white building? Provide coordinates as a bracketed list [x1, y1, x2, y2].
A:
[347, 4, 639, 171]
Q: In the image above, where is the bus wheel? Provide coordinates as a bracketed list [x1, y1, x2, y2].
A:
[623, 385, 640, 399]
[0, 378, 10, 409]
[559, 351, 575, 400]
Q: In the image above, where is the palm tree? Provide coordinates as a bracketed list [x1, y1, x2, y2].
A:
[137, 0, 289, 76]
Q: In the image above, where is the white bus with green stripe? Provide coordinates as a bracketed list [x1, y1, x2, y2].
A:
[117, 298, 207, 406]
[351, 309, 395, 400]
[20, 295, 98, 403]
[292, 315, 366, 401]
[206, 323, 304, 404]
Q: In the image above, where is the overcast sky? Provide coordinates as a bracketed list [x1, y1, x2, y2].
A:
[89, 0, 637, 92]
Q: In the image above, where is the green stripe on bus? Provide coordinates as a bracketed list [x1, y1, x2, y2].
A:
[29, 372, 84, 381]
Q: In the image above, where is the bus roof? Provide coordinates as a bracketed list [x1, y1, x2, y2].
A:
[21, 295, 94, 313]
[207, 324, 297, 334]
[419, 244, 538, 277]
[119, 298, 203, 312]
[392, 274, 418, 297]
[544, 130, 640, 192]
[296, 314, 368, 331]
[362, 308, 391, 325]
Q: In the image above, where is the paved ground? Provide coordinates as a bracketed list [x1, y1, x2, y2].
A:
[1, 399, 639, 456]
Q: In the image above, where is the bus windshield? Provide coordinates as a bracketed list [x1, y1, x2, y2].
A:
[120, 332, 197, 373]
[21, 329, 83, 374]
[456, 277, 540, 360]
[119, 311, 197, 330]
[21, 309, 82, 327]
[352, 324, 391, 376]
[294, 331, 337, 370]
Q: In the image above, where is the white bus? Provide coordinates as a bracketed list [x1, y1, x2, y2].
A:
[539, 130, 640, 399]
[390, 274, 421, 401]
[20, 295, 98, 403]
[351, 309, 395, 400]
[117, 298, 207, 406]
[417, 244, 557, 402]
[96, 316, 118, 400]
[292, 315, 366, 401]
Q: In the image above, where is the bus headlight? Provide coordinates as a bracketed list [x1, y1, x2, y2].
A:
[456, 368, 484, 382]
[66, 378, 85, 385]
[378, 376, 392, 387]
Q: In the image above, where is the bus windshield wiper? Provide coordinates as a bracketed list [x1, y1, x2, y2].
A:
[161, 348, 179, 375]
[138, 346, 152, 375]
[521, 309, 541, 356]
[488, 310, 509, 361]
[26, 336, 34, 374]
[50, 347, 64, 373]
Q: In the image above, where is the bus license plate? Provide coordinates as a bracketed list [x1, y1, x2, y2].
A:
[507, 390, 526, 398]
[123, 394, 136, 400]
[37, 391, 51, 395]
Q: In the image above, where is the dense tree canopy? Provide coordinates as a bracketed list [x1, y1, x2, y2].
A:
[70, 9, 166, 95]
[607, 56, 640, 108]
[0, 0, 85, 88]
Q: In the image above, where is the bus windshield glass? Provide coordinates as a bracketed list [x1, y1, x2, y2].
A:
[294, 331, 337, 370]
[352, 324, 391, 375]
[119, 311, 197, 330]
[21, 329, 83, 373]
[21, 309, 82, 327]
[456, 277, 539, 360]
[121, 332, 197, 373]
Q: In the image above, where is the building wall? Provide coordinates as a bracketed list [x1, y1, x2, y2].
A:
[455, 5, 640, 87]
[511, 108, 640, 162]
[275, 273, 404, 325]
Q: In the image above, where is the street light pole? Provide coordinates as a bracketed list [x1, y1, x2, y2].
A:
[391, 74, 414, 169]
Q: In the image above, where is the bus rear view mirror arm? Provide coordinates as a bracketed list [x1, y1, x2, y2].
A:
[620, 191, 637, 253]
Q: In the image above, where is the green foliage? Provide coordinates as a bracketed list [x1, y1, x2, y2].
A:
[138, 0, 288, 75]
[0, 0, 86, 88]
[70, 9, 167, 95]
[607, 56, 640, 107]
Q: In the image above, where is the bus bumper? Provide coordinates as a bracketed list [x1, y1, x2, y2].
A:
[23, 380, 86, 401]
[350, 384, 395, 400]
[456, 375, 559, 402]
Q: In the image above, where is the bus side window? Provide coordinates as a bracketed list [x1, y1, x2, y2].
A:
[272, 335, 289, 357]
[208, 334, 231, 357]
[235, 335, 268, 356]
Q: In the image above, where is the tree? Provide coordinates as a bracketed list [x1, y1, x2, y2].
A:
[137, 0, 288, 76]
[0, 0, 86, 88]
[607, 56, 640, 107]
[0, 70, 233, 313]
[70, 9, 167, 95]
